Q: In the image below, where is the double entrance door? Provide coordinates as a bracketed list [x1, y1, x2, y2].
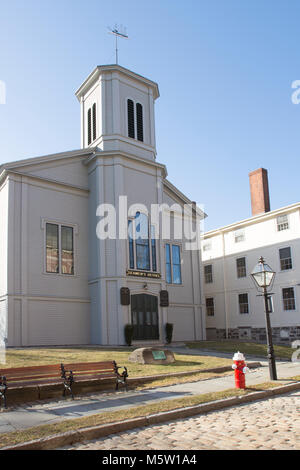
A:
[131, 294, 159, 340]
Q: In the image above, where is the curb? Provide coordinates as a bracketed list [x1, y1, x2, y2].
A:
[3, 381, 300, 450]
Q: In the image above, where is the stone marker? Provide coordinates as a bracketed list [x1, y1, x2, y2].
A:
[128, 348, 175, 365]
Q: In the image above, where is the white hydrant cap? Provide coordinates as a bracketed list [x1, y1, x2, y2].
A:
[232, 351, 245, 361]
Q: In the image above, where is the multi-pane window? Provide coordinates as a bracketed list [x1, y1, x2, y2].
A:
[204, 264, 213, 284]
[203, 242, 211, 252]
[135, 213, 150, 270]
[236, 257, 246, 278]
[127, 99, 144, 142]
[151, 226, 157, 272]
[238, 293, 249, 314]
[234, 229, 245, 243]
[279, 247, 292, 271]
[46, 223, 74, 275]
[166, 244, 172, 284]
[128, 213, 156, 272]
[165, 244, 182, 284]
[282, 288, 295, 311]
[277, 214, 289, 231]
[87, 103, 97, 145]
[46, 223, 59, 273]
[206, 298, 214, 316]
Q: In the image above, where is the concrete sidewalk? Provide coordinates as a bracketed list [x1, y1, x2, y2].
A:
[0, 359, 299, 435]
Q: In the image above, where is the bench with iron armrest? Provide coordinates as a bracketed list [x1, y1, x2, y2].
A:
[60, 361, 128, 399]
[0, 361, 128, 408]
[0, 364, 63, 408]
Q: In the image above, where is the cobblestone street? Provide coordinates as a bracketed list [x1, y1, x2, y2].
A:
[66, 391, 300, 450]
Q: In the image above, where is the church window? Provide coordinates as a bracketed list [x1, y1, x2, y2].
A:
[136, 103, 143, 142]
[128, 212, 156, 272]
[92, 103, 97, 141]
[127, 99, 144, 142]
[87, 108, 92, 145]
[46, 223, 74, 275]
[127, 99, 135, 139]
[165, 244, 182, 284]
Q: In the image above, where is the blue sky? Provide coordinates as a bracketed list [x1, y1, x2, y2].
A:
[1, 0, 300, 231]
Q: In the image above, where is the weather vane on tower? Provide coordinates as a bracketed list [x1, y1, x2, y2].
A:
[108, 24, 128, 65]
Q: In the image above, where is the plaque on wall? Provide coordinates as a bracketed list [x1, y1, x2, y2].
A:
[120, 287, 130, 305]
[126, 269, 161, 279]
[160, 290, 169, 307]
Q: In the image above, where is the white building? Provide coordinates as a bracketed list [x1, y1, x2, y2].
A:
[202, 168, 300, 344]
[0, 64, 206, 347]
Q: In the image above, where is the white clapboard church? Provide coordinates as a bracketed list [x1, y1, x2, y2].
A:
[0, 64, 206, 346]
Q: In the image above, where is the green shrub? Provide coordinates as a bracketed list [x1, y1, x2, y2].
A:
[165, 323, 174, 344]
[124, 324, 134, 346]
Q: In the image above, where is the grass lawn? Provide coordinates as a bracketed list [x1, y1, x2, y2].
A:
[187, 340, 293, 360]
[0, 347, 233, 377]
[1, 377, 299, 449]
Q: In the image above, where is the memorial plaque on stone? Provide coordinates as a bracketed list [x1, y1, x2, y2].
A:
[152, 350, 166, 360]
[128, 348, 175, 365]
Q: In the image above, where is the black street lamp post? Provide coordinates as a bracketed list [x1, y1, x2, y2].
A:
[251, 256, 277, 381]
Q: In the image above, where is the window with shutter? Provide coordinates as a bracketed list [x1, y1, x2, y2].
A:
[127, 99, 135, 138]
[136, 103, 143, 142]
[87, 108, 92, 145]
[92, 103, 96, 141]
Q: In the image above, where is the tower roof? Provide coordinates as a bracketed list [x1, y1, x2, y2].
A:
[75, 64, 160, 101]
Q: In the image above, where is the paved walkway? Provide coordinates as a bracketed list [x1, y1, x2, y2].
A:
[66, 390, 300, 450]
[0, 359, 299, 434]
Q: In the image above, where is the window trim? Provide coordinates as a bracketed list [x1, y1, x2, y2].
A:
[238, 292, 250, 315]
[128, 213, 157, 273]
[236, 256, 247, 279]
[165, 243, 183, 285]
[92, 102, 97, 142]
[276, 214, 289, 232]
[126, 97, 144, 143]
[42, 218, 78, 277]
[87, 102, 97, 145]
[87, 108, 92, 145]
[282, 286, 296, 311]
[278, 245, 293, 272]
[206, 297, 215, 317]
[204, 264, 213, 284]
[203, 241, 212, 252]
[234, 229, 245, 244]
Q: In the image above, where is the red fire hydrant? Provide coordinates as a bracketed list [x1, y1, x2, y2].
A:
[232, 352, 250, 389]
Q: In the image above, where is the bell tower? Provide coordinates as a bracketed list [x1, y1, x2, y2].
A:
[75, 65, 159, 161]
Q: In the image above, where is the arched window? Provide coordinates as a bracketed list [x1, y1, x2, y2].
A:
[127, 99, 135, 139]
[87, 103, 96, 145]
[128, 212, 156, 272]
[87, 108, 92, 145]
[92, 103, 97, 141]
[127, 99, 144, 142]
[136, 103, 143, 142]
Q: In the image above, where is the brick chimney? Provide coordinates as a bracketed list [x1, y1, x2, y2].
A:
[249, 168, 270, 216]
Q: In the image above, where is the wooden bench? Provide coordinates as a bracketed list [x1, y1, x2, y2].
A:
[0, 361, 128, 408]
[60, 361, 128, 399]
